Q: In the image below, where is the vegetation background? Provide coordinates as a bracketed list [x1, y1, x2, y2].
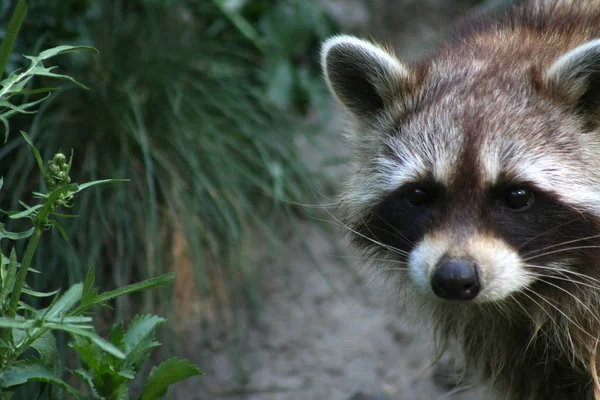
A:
[0, 0, 515, 399]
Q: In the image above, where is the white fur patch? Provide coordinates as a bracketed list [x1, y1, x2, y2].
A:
[320, 34, 409, 90]
[408, 233, 535, 302]
[545, 38, 600, 103]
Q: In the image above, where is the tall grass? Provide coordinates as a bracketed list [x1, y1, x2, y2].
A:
[0, 0, 335, 332]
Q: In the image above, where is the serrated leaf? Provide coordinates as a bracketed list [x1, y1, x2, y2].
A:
[70, 336, 102, 373]
[0, 359, 83, 398]
[123, 315, 165, 354]
[46, 323, 125, 359]
[109, 322, 125, 348]
[70, 368, 101, 399]
[122, 315, 164, 371]
[139, 358, 202, 400]
[70, 273, 176, 316]
[44, 283, 82, 319]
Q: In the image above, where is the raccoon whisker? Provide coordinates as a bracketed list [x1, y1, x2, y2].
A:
[324, 253, 408, 264]
[357, 213, 411, 257]
[523, 245, 600, 262]
[306, 199, 411, 257]
[377, 267, 410, 272]
[263, 186, 342, 209]
[358, 212, 413, 251]
[521, 232, 600, 258]
[517, 219, 580, 252]
[533, 272, 600, 292]
[370, 212, 415, 248]
[525, 265, 600, 291]
[524, 288, 597, 344]
[527, 275, 600, 325]
[525, 264, 600, 287]
[490, 298, 518, 326]
[508, 295, 541, 353]
[517, 288, 561, 342]
[269, 198, 342, 209]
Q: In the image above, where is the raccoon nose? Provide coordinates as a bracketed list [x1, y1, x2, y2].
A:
[431, 260, 481, 301]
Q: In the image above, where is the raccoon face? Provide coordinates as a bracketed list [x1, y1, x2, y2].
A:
[321, 35, 600, 303]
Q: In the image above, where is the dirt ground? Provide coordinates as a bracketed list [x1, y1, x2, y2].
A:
[174, 2, 510, 399]
[179, 219, 490, 400]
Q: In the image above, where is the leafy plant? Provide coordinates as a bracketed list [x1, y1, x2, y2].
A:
[0, 0, 336, 332]
[0, 2, 202, 398]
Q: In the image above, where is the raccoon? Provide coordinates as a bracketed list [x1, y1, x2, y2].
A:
[321, 1, 600, 399]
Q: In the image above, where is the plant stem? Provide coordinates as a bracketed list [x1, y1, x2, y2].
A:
[0, 0, 29, 78]
[8, 226, 41, 314]
[0, 225, 40, 362]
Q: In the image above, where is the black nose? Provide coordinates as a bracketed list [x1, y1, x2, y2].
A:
[431, 260, 481, 301]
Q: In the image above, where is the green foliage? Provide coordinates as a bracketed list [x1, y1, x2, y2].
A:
[71, 314, 202, 399]
[0, 9, 202, 398]
[0, 0, 336, 328]
[0, 129, 198, 397]
[0, 44, 97, 141]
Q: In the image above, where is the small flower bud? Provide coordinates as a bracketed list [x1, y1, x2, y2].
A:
[53, 153, 66, 167]
[48, 164, 60, 176]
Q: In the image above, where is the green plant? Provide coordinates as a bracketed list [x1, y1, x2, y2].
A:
[0, 3, 201, 398]
[0, 0, 336, 330]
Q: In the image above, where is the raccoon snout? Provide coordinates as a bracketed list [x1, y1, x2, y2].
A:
[431, 260, 481, 301]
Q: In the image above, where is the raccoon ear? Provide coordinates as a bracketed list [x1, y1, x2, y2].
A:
[321, 35, 409, 122]
[545, 39, 600, 113]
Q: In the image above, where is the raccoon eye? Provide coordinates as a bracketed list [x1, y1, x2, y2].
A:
[405, 187, 433, 207]
[504, 187, 534, 210]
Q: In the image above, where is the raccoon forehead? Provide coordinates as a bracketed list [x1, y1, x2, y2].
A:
[349, 132, 600, 216]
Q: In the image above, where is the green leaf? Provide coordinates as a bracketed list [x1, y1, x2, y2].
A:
[70, 368, 101, 399]
[1, 45, 97, 141]
[123, 314, 165, 353]
[0, 248, 18, 304]
[30, 331, 58, 370]
[122, 315, 165, 370]
[21, 284, 60, 298]
[82, 266, 97, 301]
[6, 204, 43, 219]
[44, 283, 82, 319]
[70, 336, 102, 373]
[20, 131, 45, 175]
[75, 179, 129, 193]
[70, 273, 176, 316]
[36, 45, 99, 62]
[45, 322, 126, 359]
[0, 359, 83, 398]
[36, 183, 78, 222]
[0, 223, 34, 241]
[0, 317, 34, 329]
[50, 220, 69, 241]
[109, 322, 125, 348]
[139, 358, 202, 400]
